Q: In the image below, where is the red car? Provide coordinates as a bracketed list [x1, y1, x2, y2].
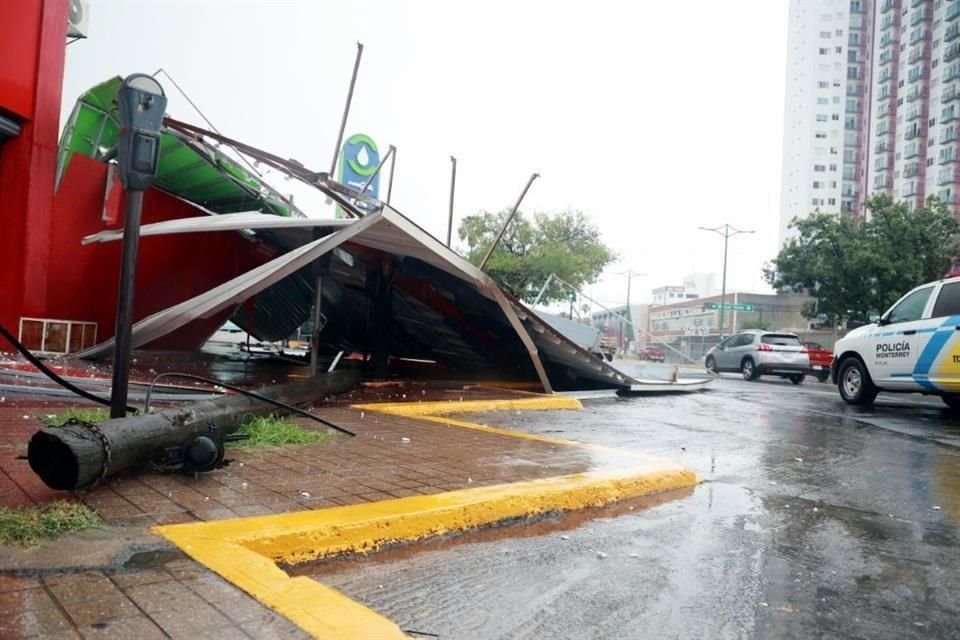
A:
[803, 342, 833, 382]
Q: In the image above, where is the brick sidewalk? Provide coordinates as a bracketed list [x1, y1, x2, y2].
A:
[0, 559, 308, 639]
[0, 389, 602, 638]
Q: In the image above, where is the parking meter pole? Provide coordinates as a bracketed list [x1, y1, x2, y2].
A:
[108, 74, 167, 419]
[110, 190, 144, 418]
[719, 226, 729, 338]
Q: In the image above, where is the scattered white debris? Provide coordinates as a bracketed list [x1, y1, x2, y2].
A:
[560, 535, 570, 540]
[759, 602, 769, 608]
[467, 477, 473, 484]
[769, 481, 778, 486]
[378, 584, 384, 589]
[933, 505, 942, 511]
[241, 482, 248, 489]
[299, 490, 311, 498]
[596, 551, 607, 559]
[22, 415, 29, 420]
[203, 496, 210, 502]
[238, 462, 244, 467]
[629, 553, 640, 558]
[402, 394, 407, 399]
[401, 437, 411, 444]
[812, 507, 819, 513]
[45, 414, 55, 419]
[459, 397, 463, 402]
[361, 411, 365, 419]
[794, 457, 804, 463]
[0, 397, 5, 403]
[628, 506, 634, 511]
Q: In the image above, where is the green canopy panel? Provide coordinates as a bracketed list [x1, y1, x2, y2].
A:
[56, 76, 301, 218]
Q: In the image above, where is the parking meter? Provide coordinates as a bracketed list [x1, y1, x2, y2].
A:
[116, 74, 167, 191]
[110, 73, 166, 418]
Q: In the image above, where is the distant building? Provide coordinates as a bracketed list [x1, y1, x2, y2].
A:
[650, 272, 717, 306]
[780, 0, 873, 246]
[648, 292, 814, 340]
[590, 304, 651, 351]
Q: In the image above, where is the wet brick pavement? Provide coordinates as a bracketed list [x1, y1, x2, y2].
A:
[0, 559, 309, 639]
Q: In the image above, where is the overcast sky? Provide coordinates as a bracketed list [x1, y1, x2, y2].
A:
[62, 0, 789, 309]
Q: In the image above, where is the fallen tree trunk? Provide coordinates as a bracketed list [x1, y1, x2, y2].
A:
[28, 369, 360, 490]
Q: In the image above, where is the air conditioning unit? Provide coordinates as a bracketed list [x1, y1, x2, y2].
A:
[67, 0, 89, 39]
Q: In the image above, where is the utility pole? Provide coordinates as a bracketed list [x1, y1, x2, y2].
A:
[446, 156, 457, 247]
[697, 224, 754, 338]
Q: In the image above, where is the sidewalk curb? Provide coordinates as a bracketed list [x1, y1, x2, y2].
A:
[153, 396, 699, 639]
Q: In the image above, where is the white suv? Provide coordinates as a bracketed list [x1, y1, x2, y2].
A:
[833, 275, 960, 408]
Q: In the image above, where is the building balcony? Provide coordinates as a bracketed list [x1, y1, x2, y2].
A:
[908, 67, 928, 83]
[902, 184, 920, 197]
[949, 2, 960, 22]
[941, 131, 959, 144]
[875, 141, 889, 154]
[908, 45, 929, 64]
[909, 29, 928, 45]
[847, 83, 866, 97]
[938, 169, 957, 186]
[944, 84, 960, 102]
[938, 189, 956, 204]
[906, 108, 922, 121]
[880, 33, 895, 48]
[879, 50, 894, 66]
[946, 44, 960, 63]
[948, 22, 960, 43]
[905, 144, 921, 158]
[904, 162, 921, 178]
[905, 127, 923, 143]
[939, 149, 957, 164]
[943, 107, 959, 122]
[910, 9, 929, 26]
[906, 87, 928, 102]
[881, 0, 895, 12]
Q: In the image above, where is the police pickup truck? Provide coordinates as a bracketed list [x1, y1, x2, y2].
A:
[833, 275, 960, 408]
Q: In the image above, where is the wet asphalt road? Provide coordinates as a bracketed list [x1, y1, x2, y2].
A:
[303, 376, 960, 639]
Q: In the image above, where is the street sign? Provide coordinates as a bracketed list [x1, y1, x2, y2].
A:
[704, 302, 755, 312]
[338, 133, 380, 215]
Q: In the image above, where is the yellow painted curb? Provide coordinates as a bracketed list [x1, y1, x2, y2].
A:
[154, 465, 697, 639]
[353, 395, 583, 416]
[152, 394, 699, 639]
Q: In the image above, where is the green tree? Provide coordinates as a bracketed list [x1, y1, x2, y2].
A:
[458, 210, 616, 303]
[740, 318, 773, 331]
[764, 194, 960, 324]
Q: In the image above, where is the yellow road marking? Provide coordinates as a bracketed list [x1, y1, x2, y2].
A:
[153, 394, 699, 639]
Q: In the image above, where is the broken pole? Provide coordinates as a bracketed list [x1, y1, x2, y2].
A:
[28, 369, 360, 491]
[386, 146, 397, 204]
[329, 42, 364, 179]
[479, 172, 539, 271]
[446, 155, 457, 247]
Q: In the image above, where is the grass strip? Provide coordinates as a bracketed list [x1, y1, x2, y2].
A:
[232, 415, 330, 448]
[0, 501, 101, 546]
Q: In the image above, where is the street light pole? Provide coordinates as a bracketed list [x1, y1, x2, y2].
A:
[697, 224, 754, 338]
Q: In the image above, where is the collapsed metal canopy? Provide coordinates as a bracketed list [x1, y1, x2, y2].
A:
[80, 204, 649, 391]
[56, 77, 300, 217]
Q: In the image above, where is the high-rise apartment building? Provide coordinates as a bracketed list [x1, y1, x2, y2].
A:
[780, 0, 874, 246]
[781, 0, 960, 246]
[868, 0, 960, 212]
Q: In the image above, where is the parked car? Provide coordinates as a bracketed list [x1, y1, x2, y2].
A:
[803, 341, 833, 382]
[705, 330, 811, 383]
[832, 274, 960, 408]
[641, 346, 666, 362]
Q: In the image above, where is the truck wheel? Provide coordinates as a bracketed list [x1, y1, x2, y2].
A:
[705, 356, 717, 373]
[741, 358, 759, 381]
[837, 358, 878, 406]
[816, 371, 830, 383]
[789, 374, 805, 385]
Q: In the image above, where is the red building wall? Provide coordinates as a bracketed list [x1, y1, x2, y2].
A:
[0, 0, 276, 353]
